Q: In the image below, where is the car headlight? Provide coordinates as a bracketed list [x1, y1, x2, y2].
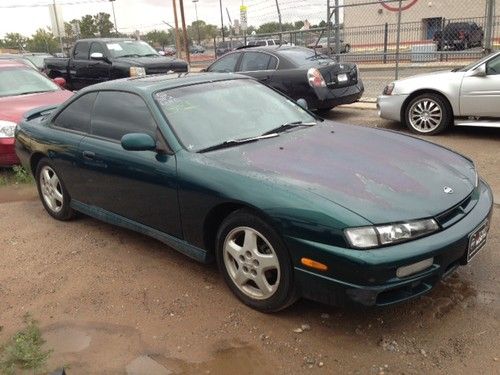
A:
[129, 66, 146, 77]
[383, 82, 395, 95]
[0, 120, 16, 138]
[345, 218, 439, 249]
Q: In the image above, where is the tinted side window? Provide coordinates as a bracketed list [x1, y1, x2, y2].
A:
[240, 52, 273, 71]
[91, 91, 157, 141]
[73, 42, 90, 60]
[53, 92, 97, 133]
[209, 53, 240, 72]
[486, 55, 500, 75]
[89, 42, 106, 57]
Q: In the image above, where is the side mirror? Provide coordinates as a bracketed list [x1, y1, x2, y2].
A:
[469, 64, 486, 77]
[121, 133, 157, 151]
[297, 98, 308, 110]
[90, 52, 106, 61]
[53, 77, 66, 88]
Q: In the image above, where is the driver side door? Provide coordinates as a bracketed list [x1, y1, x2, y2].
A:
[460, 54, 500, 117]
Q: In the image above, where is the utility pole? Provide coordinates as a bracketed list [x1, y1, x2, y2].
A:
[275, 0, 282, 43]
[172, 0, 182, 59]
[219, 0, 225, 42]
[327, 0, 331, 56]
[109, 0, 118, 34]
[395, 0, 403, 80]
[179, 0, 191, 64]
[334, 0, 340, 60]
[52, 0, 64, 55]
[484, 0, 495, 54]
[193, 0, 201, 45]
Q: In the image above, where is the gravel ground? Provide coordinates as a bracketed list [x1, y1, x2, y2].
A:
[0, 109, 499, 374]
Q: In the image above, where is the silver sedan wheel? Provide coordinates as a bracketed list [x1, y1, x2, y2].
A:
[223, 226, 281, 300]
[39, 166, 64, 213]
[408, 98, 443, 133]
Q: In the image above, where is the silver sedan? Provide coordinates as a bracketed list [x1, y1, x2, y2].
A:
[377, 52, 500, 135]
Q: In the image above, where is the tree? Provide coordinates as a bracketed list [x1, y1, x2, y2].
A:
[144, 30, 172, 49]
[2, 32, 27, 50]
[80, 15, 97, 38]
[94, 12, 114, 37]
[26, 29, 58, 53]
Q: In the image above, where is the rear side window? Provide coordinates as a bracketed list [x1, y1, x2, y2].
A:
[209, 53, 240, 72]
[91, 91, 157, 141]
[240, 52, 276, 71]
[53, 92, 97, 133]
[73, 42, 90, 60]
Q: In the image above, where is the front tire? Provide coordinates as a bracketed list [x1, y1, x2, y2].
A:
[403, 93, 452, 135]
[216, 209, 297, 312]
[35, 158, 74, 220]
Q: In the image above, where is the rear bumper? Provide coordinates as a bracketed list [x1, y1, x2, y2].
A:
[377, 94, 408, 122]
[313, 80, 364, 109]
[288, 180, 493, 307]
[0, 138, 19, 167]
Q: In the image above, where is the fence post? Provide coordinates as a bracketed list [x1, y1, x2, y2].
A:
[484, 0, 495, 54]
[383, 23, 388, 64]
[334, 0, 340, 61]
[327, 0, 331, 56]
[395, 0, 403, 80]
[275, 0, 283, 43]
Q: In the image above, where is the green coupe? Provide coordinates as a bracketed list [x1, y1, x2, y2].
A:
[15, 73, 493, 312]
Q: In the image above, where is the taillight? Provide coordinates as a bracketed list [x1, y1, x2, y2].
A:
[307, 68, 327, 88]
[458, 30, 465, 40]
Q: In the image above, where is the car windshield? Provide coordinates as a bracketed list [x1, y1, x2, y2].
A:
[24, 54, 51, 69]
[0, 67, 59, 97]
[106, 40, 159, 58]
[155, 79, 316, 152]
[279, 47, 330, 62]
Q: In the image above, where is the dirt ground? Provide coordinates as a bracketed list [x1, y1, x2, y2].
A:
[0, 108, 499, 375]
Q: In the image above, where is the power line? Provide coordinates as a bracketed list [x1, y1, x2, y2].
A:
[0, 0, 108, 8]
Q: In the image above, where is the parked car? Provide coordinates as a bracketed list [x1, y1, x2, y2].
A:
[205, 45, 363, 111]
[15, 73, 492, 311]
[0, 60, 72, 166]
[247, 39, 280, 47]
[378, 51, 500, 135]
[21, 53, 54, 71]
[189, 44, 205, 54]
[308, 37, 351, 54]
[164, 45, 177, 56]
[44, 38, 188, 91]
[215, 40, 244, 57]
[433, 22, 484, 50]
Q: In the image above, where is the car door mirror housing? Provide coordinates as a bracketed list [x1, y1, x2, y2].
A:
[52, 77, 66, 88]
[470, 64, 486, 77]
[90, 52, 106, 61]
[121, 133, 157, 151]
[297, 98, 308, 110]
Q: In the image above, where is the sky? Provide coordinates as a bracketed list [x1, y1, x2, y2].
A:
[0, 0, 328, 38]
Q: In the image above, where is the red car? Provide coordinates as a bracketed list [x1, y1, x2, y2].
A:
[0, 60, 73, 166]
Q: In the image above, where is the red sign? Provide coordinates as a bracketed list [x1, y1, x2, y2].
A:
[379, 0, 419, 12]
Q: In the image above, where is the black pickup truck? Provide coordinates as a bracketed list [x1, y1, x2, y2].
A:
[45, 38, 188, 91]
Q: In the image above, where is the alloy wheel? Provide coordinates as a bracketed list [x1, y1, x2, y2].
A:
[39, 165, 64, 213]
[408, 98, 443, 133]
[223, 226, 281, 300]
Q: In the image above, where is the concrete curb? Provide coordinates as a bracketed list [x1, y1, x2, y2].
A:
[357, 63, 460, 72]
[339, 101, 377, 110]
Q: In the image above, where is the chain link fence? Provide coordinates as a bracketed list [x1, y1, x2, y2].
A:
[205, 1, 498, 80]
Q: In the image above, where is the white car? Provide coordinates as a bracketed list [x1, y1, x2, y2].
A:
[377, 52, 500, 135]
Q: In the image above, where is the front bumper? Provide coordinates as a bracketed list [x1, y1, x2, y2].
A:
[0, 137, 19, 167]
[377, 94, 408, 122]
[288, 180, 493, 307]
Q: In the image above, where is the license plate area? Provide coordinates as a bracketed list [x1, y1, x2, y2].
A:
[337, 73, 348, 83]
[467, 219, 489, 262]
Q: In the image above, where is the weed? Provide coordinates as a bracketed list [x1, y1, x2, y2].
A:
[0, 314, 52, 375]
[12, 166, 34, 184]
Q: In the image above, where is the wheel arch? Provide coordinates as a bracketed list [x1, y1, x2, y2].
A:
[400, 89, 455, 122]
[29, 152, 47, 176]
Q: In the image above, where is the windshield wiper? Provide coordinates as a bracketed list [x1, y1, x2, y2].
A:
[198, 133, 279, 153]
[15, 90, 51, 96]
[261, 121, 316, 136]
[116, 54, 141, 58]
[142, 53, 160, 57]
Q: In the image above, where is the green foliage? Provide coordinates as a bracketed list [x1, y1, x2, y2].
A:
[144, 29, 173, 49]
[2, 32, 27, 50]
[12, 165, 34, 184]
[80, 14, 98, 38]
[0, 314, 52, 375]
[26, 29, 58, 53]
[94, 12, 114, 37]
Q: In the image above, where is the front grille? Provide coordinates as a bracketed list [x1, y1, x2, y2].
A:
[435, 191, 476, 228]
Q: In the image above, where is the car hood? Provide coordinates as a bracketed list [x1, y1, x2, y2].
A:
[115, 56, 187, 68]
[203, 122, 476, 224]
[0, 90, 73, 123]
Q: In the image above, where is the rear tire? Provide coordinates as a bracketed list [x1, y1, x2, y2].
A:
[216, 209, 297, 312]
[35, 158, 74, 221]
[403, 93, 452, 135]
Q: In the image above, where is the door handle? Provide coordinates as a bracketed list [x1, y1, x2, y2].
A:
[82, 151, 95, 160]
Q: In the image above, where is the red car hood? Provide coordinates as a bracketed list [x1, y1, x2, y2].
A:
[0, 90, 73, 123]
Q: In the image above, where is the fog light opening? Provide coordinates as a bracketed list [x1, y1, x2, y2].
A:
[396, 258, 433, 278]
[301, 257, 328, 272]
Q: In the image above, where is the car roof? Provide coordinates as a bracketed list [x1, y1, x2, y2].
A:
[0, 59, 30, 68]
[80, 72, 251, 94]
[76, 38, 138, 43]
